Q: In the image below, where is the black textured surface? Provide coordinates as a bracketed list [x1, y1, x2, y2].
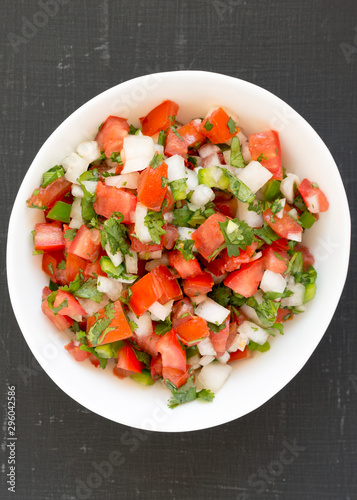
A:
[1, 1, 356, 499]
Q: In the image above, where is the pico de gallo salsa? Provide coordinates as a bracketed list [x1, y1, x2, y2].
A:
[27, 100, 329, 408]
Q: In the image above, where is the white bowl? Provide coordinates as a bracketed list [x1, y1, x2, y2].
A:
[7, 71, 350, 432]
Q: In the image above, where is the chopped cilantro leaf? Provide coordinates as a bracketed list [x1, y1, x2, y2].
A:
[42, 165, 64, 188]
[197, 389, 215, 402]
[154, 317, 172, 336]
[129, 124, 141, 135]
[216, 219, 255, 258]
[150, 153, 164, 169]
[157, 130, 166, 146]
[64, 228, 77, 241]
[110, 152, 123, 164]
[204, 119, 214, 131]
[207, 322, 226, 333]
[57, 260, 66, 270]
[100, 214, 131, 256]
[144, 211, 166, 244]
[230, 136, 245, 168]
[222, 168, 255, 204]
[174, 239, 195, 261]
[256, 153, 268, 162]
[227, 116, 237, 134]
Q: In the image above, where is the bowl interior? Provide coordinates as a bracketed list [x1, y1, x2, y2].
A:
[7, 71, 350, 432]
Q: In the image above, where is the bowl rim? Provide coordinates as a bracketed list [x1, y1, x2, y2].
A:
[6, 70, 351, 432]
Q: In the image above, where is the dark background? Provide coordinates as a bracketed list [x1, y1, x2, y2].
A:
[1, 1, 356, 499]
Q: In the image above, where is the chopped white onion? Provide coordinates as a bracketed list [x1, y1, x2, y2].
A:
[241, 143, 251, 164]
[71, 184, 84, 198]
[237, 201, 264, 228]
[288, 208, 299, 219]
[217, 351, 230, 364]
[187, 354, 201, 370]
[144, 254, 170, 271]
[195, 298, 230, 324]
[240, 304, 265, 328]
[70, 197, 82, 220]
[287, 231, 302, 242]
[96, 276, 123, 301]
[281, 280, 305, 307]
[148, 300, 173, 321]
[260, 270, 286, 294]
[202, 152, 222, 168]
[127, 311, 153, 338]
[185, 168, 199, 191]
[280, 173, 301, 204]
[163, 211, 174, 223]
[303, 193, 320, 213]
[134, 202, 152, 243]
[250, 251, 262, 262]
[177, 226, 195, 241]
[121, 135, 155, 174]
[139, 250, 162, 260]
[191, 293, 208, 306]
[69, 218, 83, 229]
[62, 153, 89, 184]
[125, 252, 138, 274]
[105, 243, 123, 268]
[105, 172, 139, 189]
[197, 363, 232, 393]
[197, 337, 217, 356]
[190, 184, 215, 207]
[198, 143, 220, 158]
[76, 141, 101, 163]
[238, 321, 269, 345]
[238, 161, 273, 194]
[82, 180, 98, 195]
[228, 332, 249, 353]
[199, 355, 215, 367]
[237, 131, 248, 144]
[166, 155, 187, 182]
[77, 296, 109, 316]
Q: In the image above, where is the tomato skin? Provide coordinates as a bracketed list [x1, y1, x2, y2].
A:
[42, 251, 67, 285]
[140, 100, 179, 136]
[156, 329, 186, 372]
[224, 259, 265, 297]
[137, 160, 168, 211]
[65, 252, 87, 283]
[115, 345, 143, 378]
[164, 127, 188, 157]
[168, 250, 203, 279]
[182, 271, 214, 297]
[162, 223, 179, 250]
[294, 243, 315, 271]
[172, 297, 194, 329]
[34, 223, 65, 252]
[53, 290, 87, 318]
[275, 308, 293, 323]
[175, 316, 210, 346]
[84, 256, 108, 279]
[162, 367, 190, 388]
[41, 297, 73, 331]
[216, 242, 259, 274]
[129, 272, 163, 316]
[191, 212, 227, 261]
[131, 332, 162, 358]
[151, 265, 182, 305]
[248, 130, 283, 180]
[263, 207, 303, 240]
[262, 246, 289, 274]
[86, 300, 133, 346]
[95, 116, 129, 158]
[228, 347, 252, 363]
[150, 355, 163, 381]
[93, 181, 137, 224]
[162, 188, 175, 214]
[298, 178, 329, 213]
[178, 119, 206, 149]
[209, 318, 230, 357]
[65, 341, 91, 362]
[200, 107, 238, 144]
[214, 198, 237, 218]
[27, 176, 72, 210]
[69, 224, 101, 262]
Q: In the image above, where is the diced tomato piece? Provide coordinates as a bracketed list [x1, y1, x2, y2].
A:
[210, 318, 230, 357]
[84, 257, 107, 279]
[151, 265, 182, 305]
[137, 159, 168, 211]
[162, 366, 190, 388]
[113, 345, 143, 378]
[156, 329, 186, 372]
[172, 298, 194, 329]
[226, 321, 238, 350]
[93, 181, 137, 224]
[294, 243, 315, 271]
[65, 252, 87, 283]
[262, 246, 289, 274]
[214, 198, 237, 218]
[298, 178, 329, 213]
[69, 224, 101, 262]
[162, 223, 179, 250]
[162, 188, 175, 214]
[224, 259, 265, 297]
[248, 130, 283, 180]
[150, 355, 163, 381]
[27, 176, 72, 210]
[191, 213, 227, 261]
[53, 290, 87, 318]
[128, 225, 163, 253]
[276, 308, 293, 323]
[86, 301, 133, 346]
[178, 119, 206, 149]
[200, 107, 238, 144]
[175, 316, 210, 346]
[42, 251, 67, 285]
[182, 271, 214, 297]
[62, 224, 74, 253]
[95, 116, 129, 158]
[131, 332, 162, 358]
[140, 100, 179, 136]
[34, 223, 65, 252]
[129, 272, 163, 316]
[168, 250, 202, 279]
[218, 242, 259, 273]
[228, 347, 252, 362]
[263, 207, 303, 241]
[65, 341, 91, 362]
[164, 127, 188, 157]
[41, 298, 73, 331]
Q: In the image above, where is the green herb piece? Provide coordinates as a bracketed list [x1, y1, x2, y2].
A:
[157, 130, 166, 146]
[186, 345, 199, 359]
[167, 375, 215, 408]
[150, 153, 164, 169]
[110, 152, 123, 164]
[133, 350, 151, 368]
[270, 199, 283, 215]
[256, 153, 268, 162]
[210, 219, 254, 259]
[227, 117, 237, 134]
[73, 278, 103, 303]
[230, 136, 245, 168]
[47, 201, 72, 223]
[246, 296, 279, 327]
[78, 169, 99, 183]
[48, 280, 59, 291]
[264, 180, 281, 201]
[187, 156, 198, 167]
[79, 344, 108, 369]
[86, 303, 116, 347]
[144, 211, 166, 244]
[64, 228, 77, 241]
[222, 168, 255, 204]
[129, 124, 141, 135]
[197, 389, 215, 402]
[253, 224, 280, 245]
[42, 165, 64, 188]
[168, 114, 176, 123]
[170, 125, 185, 142]
[174, 239, 195, 261]
[101, 214, 131, 256]
[170, 178, 187, 201]
[216, 143, 231, 152]
[161, 176, 169, 188]
[293, 194, 308, 212]
[57, 260, 66, 270]
[154, 317, 172, 336]
[248, 340, 270, 352]
[207, 322, 226, 333]
[46, 291, 68, 315]
[263, 290, 293, 301]
[204, 119, 214, 131]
